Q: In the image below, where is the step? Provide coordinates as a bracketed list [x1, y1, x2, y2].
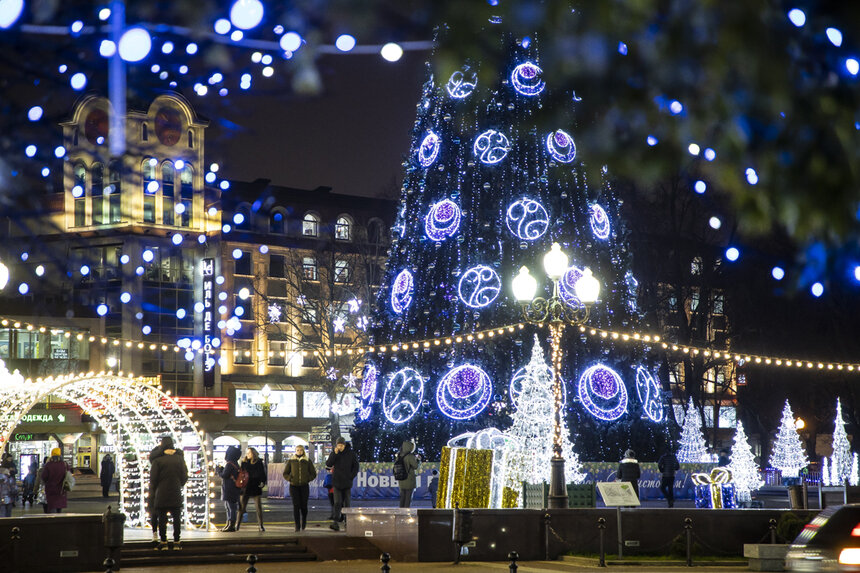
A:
[119, 537, 316, 566]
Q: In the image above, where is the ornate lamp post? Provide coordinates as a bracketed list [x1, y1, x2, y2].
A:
[511, 242, 600, 509]
[254, 384, 278, 465]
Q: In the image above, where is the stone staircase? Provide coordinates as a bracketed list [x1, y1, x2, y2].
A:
[118, 536, 316, 567]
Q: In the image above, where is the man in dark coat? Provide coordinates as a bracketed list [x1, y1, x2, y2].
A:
[100, 454, 115, 498]
[617, 449, 641, 500]
[150, 436, 188, 549]
[325, 437, 359, 531]
[658, 449, 681, 507]
[220, 445, 242, 532]
[395, 440, 419, 508]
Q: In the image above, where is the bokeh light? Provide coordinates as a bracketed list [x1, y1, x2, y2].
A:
[28, 106, 43, 121]
[811, 282, 824, 297]
[335, 34, 356, 52]
[725, 247, 740, 262]
[787, 8, 806, 27]
[70, 73, 87, 90]
[381, 43, 404, 62]
[0, 0, 24, 29]
[230, 0, 264, 30]
[772, 266, 785, 280]
[118, 27, 152, 62]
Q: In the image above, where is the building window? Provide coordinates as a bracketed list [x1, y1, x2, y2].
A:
[143, 158, 156, 223]
[690, 291, 700, 312]
[179, 164, 192, 227]
[73, 162, 87, 226]
[302, 213, 319, 237]
[334, 259, 350, 283]
[187, 129, 194, 149]
[691, 256, 703, 276]
[234, 251, 252, 275]
[270, 211, 285, 234]
[335, 216, 352, 241]
[269, 255, 285, 278]
[162, 162, 175, 226]
[668, 295, 678, 312]
[142, 122, 148, 141]
[91, 163, 105, 225]
[108, 159, 122, 224]
[268, 341, 286, 366]
[302, 257, 317, 281]
[301, 300, 318, 325]
[233, 340, 252, 365]
[713, 292, 724, 315]
[234, 294, 252, 319]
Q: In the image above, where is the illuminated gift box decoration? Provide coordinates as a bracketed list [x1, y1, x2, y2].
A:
[693, 467, 737, 509]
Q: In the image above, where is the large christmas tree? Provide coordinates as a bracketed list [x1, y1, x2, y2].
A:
[353, 24, 673, 462]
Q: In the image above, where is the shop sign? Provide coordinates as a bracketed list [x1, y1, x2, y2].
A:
[20, 411, 71, 424]
[309, 433, 330, 442]
[11, 433, 49, 441]
[201, 258, 217, 388]
[52, 348, 69, 359]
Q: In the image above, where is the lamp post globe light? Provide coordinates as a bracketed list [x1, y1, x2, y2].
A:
[512, 242, 600, 509]
[254, 383, 278, 465]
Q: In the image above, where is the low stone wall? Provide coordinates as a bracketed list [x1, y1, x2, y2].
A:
[0, 513, 107, 572]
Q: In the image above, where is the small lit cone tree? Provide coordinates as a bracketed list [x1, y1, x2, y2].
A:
[502, 335, 584, 502]
[769, 400, 809, 478]
[822, 457, 831, 486]
[677, 397, 708, 463]
[728, 420, 763, 502]
[828, 398, 852, 486]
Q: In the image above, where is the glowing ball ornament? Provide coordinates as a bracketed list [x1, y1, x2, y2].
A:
[383, 367, 424, 424]
[424, 199, 461, 242]
[380, 42, 403, 62]
[280, 32, 302, 52]
[70, 73, 87, 90]
[417, 132, 441, 167]
[28, 106, 43, 122]
[118, 27, 152, 62]
[590, 204, 611, 240]
[458, 265, 501, 308]
[578, 364, 628, 421]
[546, 130, 576, 163]
[436, 364, 493, 420]
[390, 270, 414, 314]
[0, 0, 24, 29]
[446, 70, 477, 99]
[506, 198, 549, 241]
[473, 129, 510, 164]
[335, 34, 356, 52]
[511, 62, 545, 96]
[230, 0, 264, 30]
[635, 367, 664, 422]
[358, 362, 377, 420]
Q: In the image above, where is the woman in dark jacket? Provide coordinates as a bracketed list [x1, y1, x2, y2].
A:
[220, 445, 242, 532]
[150, 436, 188, 549]
[100, 454, 115, 498]
[236, 447, 267, 532]
[283, 445, 316, 531]
[39, 448, 68, 513]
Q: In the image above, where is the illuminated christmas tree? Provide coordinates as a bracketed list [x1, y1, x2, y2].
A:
[828, 398, 852, 485]
[728, 420, 763, 502]
[852, 453, 859, 486]
[677, 397, 708, 463]
[502, 335, 584, 501]
[769, 400, 808, 478]
[352, 26, 671, 461]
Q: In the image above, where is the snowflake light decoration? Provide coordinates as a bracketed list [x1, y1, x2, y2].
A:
[267, 303, 281, 323]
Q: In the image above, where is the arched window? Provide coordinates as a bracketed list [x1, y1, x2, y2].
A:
[270, 210, 286, 234]
[235, 204, 251, 231]
[73, 162, 86, 226]
[188, 130, 194, 149]
[302, 213, 320, 237]
[108, 159, 122, 223]
[141, 122, 148, 141]
[179, 164, 193, 227]
[91, 163, 104, 225]
[335, 216, 352, 241]
[162, 162, 175, 225]
[142, 158, 157, 223]
[367, 219, 386, 244]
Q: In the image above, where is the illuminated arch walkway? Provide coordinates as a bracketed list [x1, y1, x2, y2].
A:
[0, 362, 210, 529]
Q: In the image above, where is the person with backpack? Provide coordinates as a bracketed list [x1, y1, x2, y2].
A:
[236, 447, 267, 532]
[658, 448, 681, 508]
[326, 437, 359, 531]
[395, 440, 419, 508]
[617, 449, 641, 500]
[283, 445, 316, 532]
[220, 445, 242, 532]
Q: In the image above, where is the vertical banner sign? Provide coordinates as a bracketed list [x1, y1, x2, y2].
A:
[202, 258, 216, 388]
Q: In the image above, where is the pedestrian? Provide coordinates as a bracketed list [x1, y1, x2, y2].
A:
[617, 449, 641, 500]
[148, 444, 164, 542]
[283, 445, 316, 532]
[325, 437, 359, 531]
[220, 445, 242, 532]
[0, 467, 14, 517]
[100, 454, 115, 498]
[323, 467, 334, 519]
[21, 462, 37, 506]
[395, 440, 419, 508]
[34, 456, 49, 512]
[0, 453, 16, 481]
[428, 469, 439, 508]
[236, 447, 267, 532]
[717, 449, 730, 467]
[658, 448, 680, 508]
[150, 436, 188, 550]
[36, 447, 69, 513]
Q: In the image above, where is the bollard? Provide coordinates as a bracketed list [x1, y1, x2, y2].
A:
[452, 503, 473, 564]
[246, 554, 258, 573]
[103, 557, 116, 573]
[597, 517, 607, 567]
[769, 519, 777, 544]
[11, 526, 21, 573]
[544, 513, 552, 561]
[508, 550, 519, 572]
[380, 552, 391, 572]
[684, 518, 693, 568]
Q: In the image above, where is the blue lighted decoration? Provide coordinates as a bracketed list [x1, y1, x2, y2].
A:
[625, 271, 639, 313]
[590, 204, 610, 240]
[510, 365, 566, 408]
[417, 132, 441, 167]
[390, 270, 414, 314]
[511, 62, 545, 96]
[578, 364, 628, 421]
[506, 198, 549, 241]
[546, 130, 576, 163]
[436, 364, 493, 420]
[635, 367, 664, 423]
[473, 130, 510, 165]
[458, 265, 501, 308]
[383, 367, 424, 424]
[358, 363, 378, 421]
[558, 265, 585, 308]
[425, 199, 461, 241]
[446, 70, 477, 99]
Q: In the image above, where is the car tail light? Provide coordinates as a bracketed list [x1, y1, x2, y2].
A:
[852, 524, 860, 537]
[839, 548, 860, 565]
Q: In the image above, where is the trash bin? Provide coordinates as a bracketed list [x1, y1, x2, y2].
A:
[788, 485, 804, 509]
[103, 506, 126, 549]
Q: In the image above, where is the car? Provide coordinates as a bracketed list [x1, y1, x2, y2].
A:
[786, 504, 860, 571]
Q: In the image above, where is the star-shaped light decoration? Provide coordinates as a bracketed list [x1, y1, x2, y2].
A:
[343, 373, 359, 389]
[333, 316, 346, 333]
[356, 316, 369, 330]
[267, 303, 281, 323]
[326, 367, 339, 381]
[347, 298, 361, 313]
[296, 295, 307, 306]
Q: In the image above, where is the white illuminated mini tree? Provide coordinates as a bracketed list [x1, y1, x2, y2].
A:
[822, 457, 831, 486]
[769, 400, 808, 478]
[728, 420, 763, 502]
[503, 335, 584, 502]
[677, 397, 708, 463]
[828, 398, 852, 486]
[852, 453, 859, 486]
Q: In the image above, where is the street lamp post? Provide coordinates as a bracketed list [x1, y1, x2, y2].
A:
[254, 384, 278, 465]
[512, 242, 600, 509]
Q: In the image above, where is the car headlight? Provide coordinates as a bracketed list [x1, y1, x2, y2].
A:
[839, 548, 860, 565]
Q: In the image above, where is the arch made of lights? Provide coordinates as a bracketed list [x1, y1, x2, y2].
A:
[0, 367, 211, 530]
